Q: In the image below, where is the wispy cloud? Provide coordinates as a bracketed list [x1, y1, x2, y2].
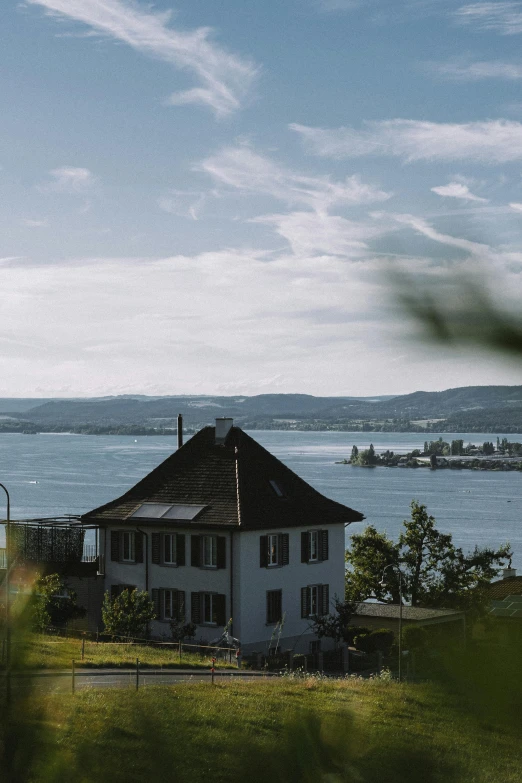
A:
[431, 182, 489, 202]
[198, 144, 391, 211]
[509, 202, 522, 211]
[428, 58, 522, 80]
[455, 3, 522, 35]
[22, 218, 49, 227]
[39, 166, 95, 193]
[291, 119, 522, 163]
[392, 213, 491, 256]
[27, 0, 257, 117]
[158, 190, 209, 220]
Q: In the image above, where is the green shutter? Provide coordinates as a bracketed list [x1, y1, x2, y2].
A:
[301, 587, 309, 619]
[191, 536, 201, 567]
[191, 592, 201, 624]
[320, 530, 329, 562]
[217, 536, 226, 569]
[110, 531, 120, 562]
[301, 532, 309, 563]
[151, 533, 160, 564]
[176, 534, 186, 566]
[214, 594, 226, 626]
[260, 535, 268, 568]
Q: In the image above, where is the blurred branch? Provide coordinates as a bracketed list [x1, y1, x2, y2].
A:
[395, 272, 522, 357]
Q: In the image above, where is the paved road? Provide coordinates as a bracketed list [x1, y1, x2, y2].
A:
[4, 668, 280, 693]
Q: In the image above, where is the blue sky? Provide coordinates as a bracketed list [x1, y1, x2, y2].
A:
[2, 0, 522, 396]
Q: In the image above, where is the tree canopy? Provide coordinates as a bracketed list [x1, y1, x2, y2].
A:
[102, 589, 155, 639]
[345, 500, 511, 613]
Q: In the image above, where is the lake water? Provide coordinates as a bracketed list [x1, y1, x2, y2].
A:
[0, 431, 520, 569]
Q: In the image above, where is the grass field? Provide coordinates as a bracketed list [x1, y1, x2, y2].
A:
[10, 634, 238, 670]
[3, 676, 521, 783]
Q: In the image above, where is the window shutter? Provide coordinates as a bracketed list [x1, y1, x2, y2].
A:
[320, 530, 329, 562]
[281, 534, 289, 566]
[176, 534, 186, 566]
[259, 535, 268, 568]
[320, 584, 329, 616]
[191, 535, 201, 567]
[151, 533, 160, 564]
[217, 536, 226, 569]
[151, 588, 160, 619]
[111, 531, 120, 562]
[191, 592, 201, 624]
[301, 586, 309, 619]
[214, 594, 226, 626]
[177, 590, 186, 622]
[135, 532, 143, 563]
[301, 532, 309, 563]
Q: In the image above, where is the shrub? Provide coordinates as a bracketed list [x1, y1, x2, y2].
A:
[344, 625, 371, 645]
[101, 589, 155, 640]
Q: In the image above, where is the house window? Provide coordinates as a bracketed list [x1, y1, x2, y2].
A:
[309, 531, 319, 562]
[203, 593, 217, 624]
[309, 585, 319, 616]
[164, 589, 184, 621]
[301, 530, 328, 563]
[260, 533, 289, 568]
[309, 640, 322, 654]
[164, 533, 177, 565]
[122, 531, 135, 562]
[266, 589, 282, 624]
[203, 535, 217, 568]
[191, 591, 226, 626]
[268, 534, 279, 567]
[301, 584, 329, 619]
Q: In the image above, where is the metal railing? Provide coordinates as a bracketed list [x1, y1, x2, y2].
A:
[0, 548, 6, 569]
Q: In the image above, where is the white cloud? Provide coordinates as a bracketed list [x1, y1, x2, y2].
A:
[455, 3, 522, 35]
[291, 119, 522, 163]
[27, 0, 257, 117]
[431, 182, 489, 202]
[429, 59, 522, 80]
[198, 145, 391, 211]
[509, 202, 522, 211]
[312, 0, 359, 11]
[40, 167, 95, 193]
[251, 211, 384, 257]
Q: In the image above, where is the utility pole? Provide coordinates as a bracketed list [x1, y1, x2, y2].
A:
[0, 484, 11, 703]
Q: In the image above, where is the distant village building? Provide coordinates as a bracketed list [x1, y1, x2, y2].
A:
[82, 419, 364, 653]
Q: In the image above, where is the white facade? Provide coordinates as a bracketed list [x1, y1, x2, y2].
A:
[100, 521, 346, 652]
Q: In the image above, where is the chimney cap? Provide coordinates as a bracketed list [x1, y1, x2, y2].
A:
[503, 567, 517, 579]
[215, 417, 233, 445]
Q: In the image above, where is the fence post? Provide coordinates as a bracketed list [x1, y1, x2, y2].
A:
[136, 658, 139, 691]
[96, 627, 99, 644]
[317, 652, 324, 673]
[179, 641, 182, 664]
[72, 660, 75, 694]
[81, 637, 85, 661]
[377, 651, 383, 674]
[211, 657, 216, 685]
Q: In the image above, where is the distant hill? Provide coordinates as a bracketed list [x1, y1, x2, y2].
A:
[1, 386, 522, 433]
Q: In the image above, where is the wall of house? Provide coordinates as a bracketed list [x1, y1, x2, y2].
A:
[102, 526, 232, 644]
[234, 523, 345, 654]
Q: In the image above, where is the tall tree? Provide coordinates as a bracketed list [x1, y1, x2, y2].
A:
[346, 501, 511, 613]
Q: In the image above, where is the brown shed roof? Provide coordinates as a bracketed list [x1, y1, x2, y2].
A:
[81, 425, 364, 531]
[486, 576, 522, 600]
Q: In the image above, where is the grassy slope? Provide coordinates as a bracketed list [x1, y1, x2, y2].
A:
[12, 634, 237, 670]
[7, 678, 521, 783]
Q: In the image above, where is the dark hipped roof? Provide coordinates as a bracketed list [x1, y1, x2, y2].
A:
[82, 426, 364, 531]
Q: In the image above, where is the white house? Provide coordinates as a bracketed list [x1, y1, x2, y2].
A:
[82, 419, 364, 654]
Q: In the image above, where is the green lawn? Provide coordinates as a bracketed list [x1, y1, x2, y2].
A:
[3, 676, 521, 783]
[11, 634, 238, 670]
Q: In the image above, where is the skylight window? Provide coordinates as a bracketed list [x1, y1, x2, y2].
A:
[130, 503, 206, 520]
[269, 480, 284, 498]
